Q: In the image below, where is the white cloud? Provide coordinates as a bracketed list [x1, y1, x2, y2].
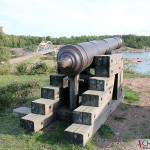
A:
[0, 0, 150, 36]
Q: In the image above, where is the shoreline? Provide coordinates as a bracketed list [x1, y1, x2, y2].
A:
[115, 47, 150, 53]
[124, 58, 150, 63]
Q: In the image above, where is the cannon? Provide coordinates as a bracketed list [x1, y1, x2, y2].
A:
[57, 37, 122, 76]
[57, 37, 123, 110]
[20, 37, 124, 146]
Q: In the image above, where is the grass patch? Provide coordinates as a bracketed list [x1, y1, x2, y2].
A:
[10, 55, 56, 75]
[98, 124, 114, 138]
[0, 70, 96, 149]
[0, 74, 49, 87]
[119, 103, 129, 111]
[0, 109, 96, 150]
[0, 74, 50, 111]
[124, 86, 141, 103]
[124, 71, 150, 78]
[113, 115, 126, 122]
[0, 81, 40, 110]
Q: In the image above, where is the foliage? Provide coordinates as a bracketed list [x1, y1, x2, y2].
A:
[16, 63, 28, 75]
[0, 74, 49, 111]
[30, 62, 50, 75]
[124, 63, 137, 73]
[0, 81, 40, 111]
[0, 46, 10, 62]
[0, 63, 10, 75]
[1, 27, 150, 49]
[122, 34, 150, 49]
[0, 114, 96, 150]
[15, 59, 53, 75]
[98, 124, 114, 138]
[0, 26, 5, 46]
[124, 86, 141, 103]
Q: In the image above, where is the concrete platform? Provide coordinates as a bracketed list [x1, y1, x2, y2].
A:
[13, 107, 31, 117]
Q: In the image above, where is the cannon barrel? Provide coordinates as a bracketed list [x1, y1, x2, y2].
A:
[57, 37, 122, 76]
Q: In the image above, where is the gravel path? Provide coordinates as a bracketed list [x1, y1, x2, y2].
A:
[9, 55, 33, 64]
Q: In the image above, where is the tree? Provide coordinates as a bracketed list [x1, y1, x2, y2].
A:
[0, 46, 10, 62]
[0, 26, 5, 46]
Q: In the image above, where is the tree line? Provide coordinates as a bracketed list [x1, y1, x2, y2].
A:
[1, 26, 150, 50]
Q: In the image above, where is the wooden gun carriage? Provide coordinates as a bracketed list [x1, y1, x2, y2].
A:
[20, 37, 124, 146]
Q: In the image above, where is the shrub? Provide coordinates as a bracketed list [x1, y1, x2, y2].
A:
[16, 63, 28, 75]
[30, 62, 50, 75]
[0, 81, 40, 111]
[0, 46, 10, 62]
[124, 63, 137, 73]
[0, 63, 10, 75]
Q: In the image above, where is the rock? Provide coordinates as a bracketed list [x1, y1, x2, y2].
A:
[114, 132, 120, 136]
[13, 107, 31, 117]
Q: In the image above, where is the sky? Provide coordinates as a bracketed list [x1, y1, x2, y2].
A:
[0, 0, 150, 37]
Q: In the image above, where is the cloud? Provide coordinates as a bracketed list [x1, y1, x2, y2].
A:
[0, 0, 150, 36]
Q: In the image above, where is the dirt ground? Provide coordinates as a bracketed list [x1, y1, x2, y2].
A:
[9, 55, 33, 64]
[95, 78, 150, 150]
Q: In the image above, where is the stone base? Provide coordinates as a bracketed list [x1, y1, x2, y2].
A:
[13, 107, 31, 117]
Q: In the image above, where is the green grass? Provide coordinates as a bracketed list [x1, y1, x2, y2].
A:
[0, 55, 148, 149]
[119, 103, 129, 111]
[0, 74, 50, 87]
[124, 86, 141, 103]
[0, 71, 96, 149]
[98, 124, 114, 138]
[0, 109, 96, 150]
[124, 71, 150, 78]
[113, 115, 126, 122]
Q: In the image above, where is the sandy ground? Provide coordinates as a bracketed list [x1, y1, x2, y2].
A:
[95, 78, 150, 150]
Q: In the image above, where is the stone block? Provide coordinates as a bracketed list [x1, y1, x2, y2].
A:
[13, 107, 31, 117]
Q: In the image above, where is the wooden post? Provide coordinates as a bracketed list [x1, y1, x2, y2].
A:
[69, 75, 79, 111]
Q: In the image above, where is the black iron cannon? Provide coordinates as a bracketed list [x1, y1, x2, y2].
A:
[57, 37, 122, 76]
[57, 37, 123, 110]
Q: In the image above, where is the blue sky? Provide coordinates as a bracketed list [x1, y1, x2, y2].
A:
[0, 0, 150, 37]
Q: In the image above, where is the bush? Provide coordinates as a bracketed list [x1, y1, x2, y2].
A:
[0, 46, 10, 62]
[16, 63, 28, 75]
[30, 62, 50, 75]
[124, 63, 137, 73]
[0, 81, 40, 111]
[0, 63, 10, 75]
